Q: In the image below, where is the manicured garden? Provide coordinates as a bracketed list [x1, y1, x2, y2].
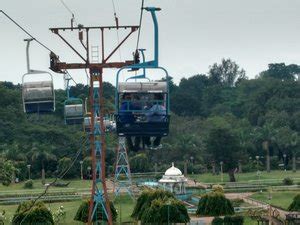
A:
[189, 170, 300, 184]
[250, 191, 298, 210]
[0, 195, 135, 225]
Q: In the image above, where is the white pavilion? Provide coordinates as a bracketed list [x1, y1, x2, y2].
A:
[159, 163, 187, 194]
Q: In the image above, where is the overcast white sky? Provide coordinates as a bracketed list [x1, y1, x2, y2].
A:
[1, 0, 300, 88]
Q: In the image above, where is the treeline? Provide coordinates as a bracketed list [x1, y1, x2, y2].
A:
[0, 59, 300, 183]
[130, 60, 300, 181]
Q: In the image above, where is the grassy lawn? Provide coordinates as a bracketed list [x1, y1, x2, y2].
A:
[0, 179, 92, 192]
[113, 195, 136, 223]
[244, 217, 257, 225]
[250, 191, 298, 210]
[189, 170, 300, 184]
[0, 195, 135, 225]
[0, 201, 83, 225]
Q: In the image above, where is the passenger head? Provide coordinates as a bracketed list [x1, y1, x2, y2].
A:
[154, 93, 164, 101]
[122, 93, 132, 100]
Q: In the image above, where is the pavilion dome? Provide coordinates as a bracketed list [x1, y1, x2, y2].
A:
[164, 163, 182, 176]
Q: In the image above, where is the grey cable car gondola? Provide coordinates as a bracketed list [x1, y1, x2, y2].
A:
[22, 39, 55, 113]
[64, 98, 84, 125]
[22, 73, 55, 113]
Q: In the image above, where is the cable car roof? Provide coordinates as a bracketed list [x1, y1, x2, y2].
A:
[23, 81, 53, 88]
[118, 81, 167, 93]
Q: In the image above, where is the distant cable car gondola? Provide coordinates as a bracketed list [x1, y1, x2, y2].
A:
[22, 39, 55, 113]
[64, 73, 84, 125]
[64, 98, 84, 125]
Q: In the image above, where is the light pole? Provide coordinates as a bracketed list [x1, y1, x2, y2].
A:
[87, 166, 91, 180]
[190, 156, 194, 175]
[220, 161, 224, 183]
[27, 164, 31, 180]
[166, 200, 172, 225]
[255, 156, 260, 173]
[256, 156, 262, 192]
[283, 154, 287, 171]
[80, 161, 83, 180]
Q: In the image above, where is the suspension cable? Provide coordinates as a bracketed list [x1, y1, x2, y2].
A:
[58, 0, 78, 26]
[135, 0, 145, 51]
[111, 0, 122, 61]
[0, 10, 55, 53]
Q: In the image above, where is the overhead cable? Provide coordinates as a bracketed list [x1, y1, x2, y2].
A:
[0, 10, 55, 53]
[110, 0, 122, 61]
[136, 0, 145, 51]
[58, 0, 78, 26]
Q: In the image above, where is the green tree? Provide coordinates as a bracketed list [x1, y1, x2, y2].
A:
[208, 58, 246, 87]
[288, 194, 300, 212]
[129, 153, 151, 173]
[196, 192, 234, 216]
[131, 190, 175, 220]
[74, 200, 117, 222]
[254, 122, 277, 173]
[57, 157, 77, 178]
[206, 125, 242, 182]
[141, 198, 190, 224]
[12, 201, 54, 225]
[0, 158, 17, 186]
[31, 150, 57, 184]
[260, 63, 299, 81]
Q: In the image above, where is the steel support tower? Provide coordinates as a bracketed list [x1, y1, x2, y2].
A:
[49, 24, 138, 225]
[113, 137, 134, 199]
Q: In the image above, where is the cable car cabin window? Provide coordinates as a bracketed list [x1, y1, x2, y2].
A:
[64, 99, 84, 125]
[116, 81, 169, 137]
[22, 80, 55, 113]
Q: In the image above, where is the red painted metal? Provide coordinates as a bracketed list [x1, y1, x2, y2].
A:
[50, 24, 139, 225]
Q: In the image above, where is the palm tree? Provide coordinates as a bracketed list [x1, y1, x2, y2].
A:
[276, 127, 299, 172]
[32, 150, 57, 184]
[254, 123, 276, 173]
[290, 132, 299, 173]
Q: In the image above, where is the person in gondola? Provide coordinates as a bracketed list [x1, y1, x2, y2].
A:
[119, 93, 134, 123]
[144, 93, 166, 149]
[120, 93, 142, 151]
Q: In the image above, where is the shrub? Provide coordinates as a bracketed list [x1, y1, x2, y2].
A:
[283, 177, 294, 185]
[131, 189, 174, 220]
[74, 200, 117, 222]
[288, 194, 300, 212]
[212, 184, 224, 193]
[12, 201, 54, 225]
[212, 217, 224, 225]
[196, 192, 234, 216]
[53, 206, 66, 224]
[141, 198, 190, 224]
[231, 198, 244, 207]
[23, 179, 33, 189]
[224, 216, 244, 225]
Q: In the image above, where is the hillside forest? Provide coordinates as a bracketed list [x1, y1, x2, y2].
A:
[0, 59, 300, 183]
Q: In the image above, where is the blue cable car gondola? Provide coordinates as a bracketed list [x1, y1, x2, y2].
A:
[115, 78, 170, 137]
[22, 39, 55, 113]
[115, 7, 170, 137]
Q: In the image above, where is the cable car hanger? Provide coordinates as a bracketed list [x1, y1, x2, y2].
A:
[22, 38, 55, 113]
[116, 7, 169, 81]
